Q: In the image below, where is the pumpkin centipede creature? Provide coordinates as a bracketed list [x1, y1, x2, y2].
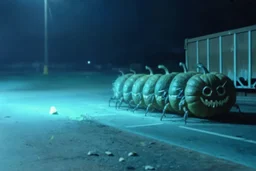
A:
[109, 62, 237, 125]
[109, 69, 135, 108]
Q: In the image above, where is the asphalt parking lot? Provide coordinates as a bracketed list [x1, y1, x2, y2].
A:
[0, 72, 255, 169]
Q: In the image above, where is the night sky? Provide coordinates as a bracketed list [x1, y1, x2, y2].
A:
[0, 0, 255, 66]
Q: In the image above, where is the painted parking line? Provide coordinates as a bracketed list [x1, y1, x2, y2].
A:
[126, 123, 164, 128]
[177, 123, 233, 126]
[93, 114, 118, 117]
[179, 126, 256, 145]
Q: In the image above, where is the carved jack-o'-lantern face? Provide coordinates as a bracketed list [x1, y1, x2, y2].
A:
[184, 72, 236, 118]
[200, 80, 229, 108]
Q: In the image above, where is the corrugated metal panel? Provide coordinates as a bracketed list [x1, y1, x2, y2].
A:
[185, 25, 256, 89]
[251, 30, 256, 78]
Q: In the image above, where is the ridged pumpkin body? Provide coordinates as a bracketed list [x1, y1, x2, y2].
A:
[132, 75, 151, 106]
[168, 72, 197, 114]
[112, 74, 133, 100]
[123, 74, 145, 103]
[143, 74, 162, 110]
[154, 72, 178, 111]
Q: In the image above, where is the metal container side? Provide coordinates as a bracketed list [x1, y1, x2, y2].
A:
[185, 25, 256, 89]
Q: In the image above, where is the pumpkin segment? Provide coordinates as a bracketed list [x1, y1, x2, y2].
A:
[161, 62, 197, 121]
[109, 69, 135, 108]
[143, 66, 165, 115]
[154, 65, 178, 115]
[119, 73, 145, 109]
[131, 66, 154, 112]
[183, 63, 237, 118]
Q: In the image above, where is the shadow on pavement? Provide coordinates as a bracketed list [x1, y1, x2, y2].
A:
[111, 104, 256, 125]
[211, 112, 256, 125]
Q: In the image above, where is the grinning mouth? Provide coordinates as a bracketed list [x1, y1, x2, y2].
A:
[200, 96, 229, 108]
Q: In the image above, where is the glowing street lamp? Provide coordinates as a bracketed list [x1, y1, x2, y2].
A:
[43, 0, 48, 75]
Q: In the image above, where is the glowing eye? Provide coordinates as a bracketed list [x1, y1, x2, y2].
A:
[202, 86, 213, 97]
[216, 86, 226, 96]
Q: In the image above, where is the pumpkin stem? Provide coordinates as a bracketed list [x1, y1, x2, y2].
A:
[130, 69, 136, 74]
[179, 62, 188, 73]
[197, 63, 210, 74]
[158, 65, 169, 74]
[118, 70, 124, 76]
[145, 66, 154, 75]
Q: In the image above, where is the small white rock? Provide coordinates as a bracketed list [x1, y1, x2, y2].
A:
[144, 165, 155, 170]
[128, 152, 138, 157]
[105, 151, 114, 156]
[87, 151, 99, 156]
[140, 141, 146, 146]
[119, 157, 125, 162]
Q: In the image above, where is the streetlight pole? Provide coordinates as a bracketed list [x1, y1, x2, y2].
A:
[43, 0, 48, 75]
